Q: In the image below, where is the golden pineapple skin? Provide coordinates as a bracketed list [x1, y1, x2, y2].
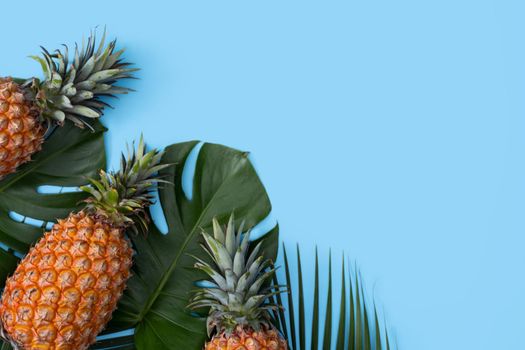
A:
[206, 326, 288, 350]
[0, 78, 44, 178]
[0, 211, 133, 350]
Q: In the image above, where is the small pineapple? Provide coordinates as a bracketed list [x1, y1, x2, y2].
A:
[0, 30, 137, 178]
[0, 138, 168, 350]
[189, 215, 288, 350]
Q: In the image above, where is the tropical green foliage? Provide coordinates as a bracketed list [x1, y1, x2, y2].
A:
[0, 139, 277, 350]
[107, 142, 279, 349]
[0, 133, 395, 350]
[271, 246, 395, 350]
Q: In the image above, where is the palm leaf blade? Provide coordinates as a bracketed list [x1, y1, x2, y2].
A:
[322, 252, 332, 350]
[297, 245, 305, 350]
[283, 245, 297, 349]
[272, 248, 394, 350]
[335, 256, 346, 350]
[311, 249, 320, 350]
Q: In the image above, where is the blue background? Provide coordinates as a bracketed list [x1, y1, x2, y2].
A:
[1, 1, 524, 349]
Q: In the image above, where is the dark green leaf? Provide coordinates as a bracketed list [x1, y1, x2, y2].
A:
[322, 252, 332, 350]
[0, 249, 19, 291]
[283, 245, 297, 349]
[297, 245, 305, 350]
[355, 270, 363, 349]
[109, 142, 278, 349]
[336, 256, 346, 350]
[272, 268, 288, 341]
[0, 121, 106, 259]
[364, 292, 371, 350]
[348, 264, 356, 350]
[91, 334, 135, 349]
[311, 249, 319, 350]
[273, 248, 395, 350]
[375, 306, 382, 350]
[0, 341, 12, 350]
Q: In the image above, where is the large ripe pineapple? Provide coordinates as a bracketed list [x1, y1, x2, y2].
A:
[189, 215, 288, 350]
[0, 30, 136, 178]
[0, 138, 168, 350]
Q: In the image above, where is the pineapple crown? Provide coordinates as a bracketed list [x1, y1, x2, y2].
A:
[28, 29, 138, 129]
[189, 214, 280, 336]
[80, 136, 170, 234]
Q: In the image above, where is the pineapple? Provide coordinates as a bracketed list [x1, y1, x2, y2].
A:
[0, 138, 168, 350]
[189, 215, 288, 350]
[0, 30, 137, 178]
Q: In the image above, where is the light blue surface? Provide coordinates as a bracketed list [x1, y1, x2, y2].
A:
[1, 1, 524, 349]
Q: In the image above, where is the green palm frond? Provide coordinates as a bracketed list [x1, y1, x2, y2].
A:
[272, 245, 395, 350]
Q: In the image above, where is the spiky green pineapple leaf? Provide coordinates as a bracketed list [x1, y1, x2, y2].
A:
[283, 246, 298, 349]
[33, 29, 138, 129]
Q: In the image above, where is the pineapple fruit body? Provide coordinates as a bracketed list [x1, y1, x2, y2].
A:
[0, 78, 44, 178]
[0, 211, 133, 350]
[206, 326, 287, 350]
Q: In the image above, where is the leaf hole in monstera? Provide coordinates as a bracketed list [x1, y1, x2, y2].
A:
[96, 328, 135, 341]
[0, 241, 22, 259]
[181, 141, 205, 201]
[23, 217, 49, 229]
[37, 185, 82, 194]
[244, 152, 278, 241]
[149, 142, 204, 235]
[149, 187, 169, 235]
[9, 211, 54, 231]
[249, 210, 278, 241]
[10, 186, 82, 239]
[194, 280, 217, 289]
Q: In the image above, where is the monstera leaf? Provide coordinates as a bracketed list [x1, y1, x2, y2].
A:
[0, 121, 107, 349]
[108, 141, 279, 349]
